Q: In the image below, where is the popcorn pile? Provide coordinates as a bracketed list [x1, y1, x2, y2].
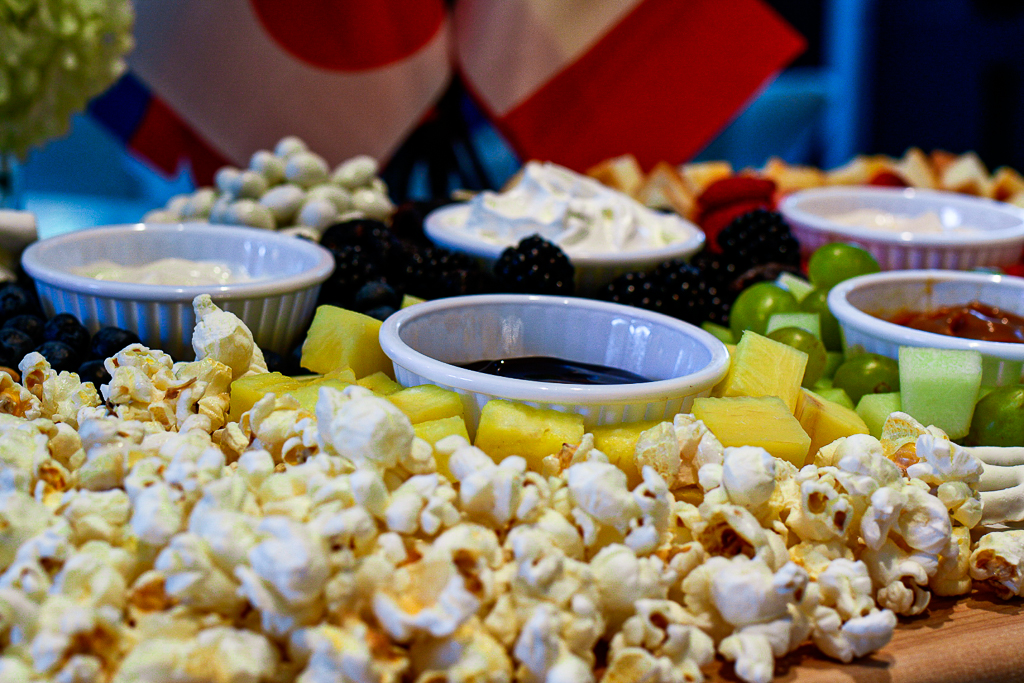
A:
[143, 137, 395, 239]
[1, 297, 1022, 683]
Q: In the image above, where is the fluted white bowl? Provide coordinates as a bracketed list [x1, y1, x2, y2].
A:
[423, 203, 705, 295]
[829, 270, 1024, 385]
[780, 186, 1024, 270]
[378, 294, 730, 434]
[21, 222, 334, 360]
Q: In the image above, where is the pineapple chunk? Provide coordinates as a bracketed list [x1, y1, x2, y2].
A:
[229, 372, 299, 420]
[414, 416, 471, 479]
[474, 400, 585, 471]
[795, 389, 870, 462]
[357, 371, 403, 396]
[713, 331, 807, 413]
[300, 305, 394, 379]
[693, 396, 811, 467]
[591, 420, 662, 487]
[286, 378, 354, 414]
[388, 385, 465, 424]
[401, 294, 426, 308]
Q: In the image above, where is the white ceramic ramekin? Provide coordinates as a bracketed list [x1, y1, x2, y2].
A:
[780, 186, 1024, 270]
[378, 294, 730, 434]
[423, 204, 706, 295]
[828, 270, 1024, 385]
[21, 222, 334, 360]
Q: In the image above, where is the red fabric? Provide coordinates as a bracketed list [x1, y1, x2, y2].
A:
[250, 0, 447, 71]
[481, 0, 805, 172]
[129, 97, 231, 186]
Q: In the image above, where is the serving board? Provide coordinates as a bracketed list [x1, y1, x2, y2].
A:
[706, 594, 1024, 683]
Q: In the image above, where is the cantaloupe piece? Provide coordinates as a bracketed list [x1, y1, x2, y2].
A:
[300, 305, 394, 379]
[898, 346, 982, 439]
[856, 392, 902, 438]
[591, 420, 662, 487]
[414, 416, 471, 479]
[388, 384, 465, 424]
[357, 371, 403, 396]
[796, 389, 870, 462]
[713, 331, 807, 413]
[474, 400, 585, 471]
[229, 372, 299, 420]
[693, 396, 811, 467]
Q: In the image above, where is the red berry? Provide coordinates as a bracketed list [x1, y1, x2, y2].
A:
[869, 171, 909, 187]
[698, 200, 771, 252]
[697, 176, 776, 211]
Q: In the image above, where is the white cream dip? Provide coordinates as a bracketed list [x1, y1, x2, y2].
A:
[73, 258, 251, 286]
[459, 161, 699, 254]
[828, 208, 977, 234]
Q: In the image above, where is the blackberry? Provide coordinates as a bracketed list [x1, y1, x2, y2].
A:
[91, 327, 142, 360]
[652, 260, 733, 326]
[353, 280, 401, 313]
[390, 200, 448, 247]
[43, 314, 90, 355]
[688, 250, 743, 287]
[320, 218, 393, 260]
[319, 244, 381, 308]
[716, 209, 801, 268]
[493, 235, 574, 295]
[602, 271, 680, 317]
[396, 246, 488, 299]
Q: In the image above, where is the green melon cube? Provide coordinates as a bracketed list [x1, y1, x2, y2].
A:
[701, 321, 735, 345]
[856, 392, 902, 438]
[815, 387, 855, 410]
[898, 347, 982, 439]
[776, 272, 815, 303]
[766, 312, 821, 339]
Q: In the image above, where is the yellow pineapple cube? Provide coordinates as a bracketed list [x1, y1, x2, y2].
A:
[713, 331, 807, 413]
[692, 396, 811, 467]
[300, 305, 394, 379]
[357, 371, 403, 396]
[591, 420, 662, 487]
[388, 385, 465, 424]
[401, 294, 426, 308]
[474, 400, 585, 471]
[286, 377, 355, 414]
[229, 372, 299, 420]
[796, 389, 870, 461]
[414, 416, 471, 479]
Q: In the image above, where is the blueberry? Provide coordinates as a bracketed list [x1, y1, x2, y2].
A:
[36, 341, 80, 373]
[43, 314, 90, 355]
[3, 314, 45, 345]
[0, 327, 35, 363]
[0, 284, 38, 324]
[363, 305, 397, 322]
[90, 326, 142, 360]
[77, 359, 110, 387]
[352, 280, 401, 312]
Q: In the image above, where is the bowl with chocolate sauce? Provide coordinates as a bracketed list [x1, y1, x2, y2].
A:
[378, 294, 731, 434]
[828, 270, 1024, 385]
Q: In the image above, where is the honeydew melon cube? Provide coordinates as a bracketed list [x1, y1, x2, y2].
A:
[693, 396, 811, 467]
[357, 371, 403, 396]
[474, 400, 585, 470]
[898, 346, 982, 439]
[388, 384, 465, 424]
[824, 351, 845, 380]
[776, 272, 815, 303]
[796, 389, 869, 460]
[856, 392, 902, 438]
[300, 305, 394, 379]
[414, 416, 471, 479]
[591, 419, 662, 487]
[701, 322, 735, 345]
[814, 387, 855, 410]
[766, 312, 821, 339]
[713, 331, 807, 413]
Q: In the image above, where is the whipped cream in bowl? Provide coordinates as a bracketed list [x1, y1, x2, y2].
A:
[425, 161, 705, 293]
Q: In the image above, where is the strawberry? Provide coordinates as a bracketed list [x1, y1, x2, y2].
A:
[1003, 263, 1024, 278]
[869, 171, 909, 188]
[697, 175, 776, 212]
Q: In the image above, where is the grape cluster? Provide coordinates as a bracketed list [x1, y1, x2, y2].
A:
[602, 209, 802, 327]
[0, 283, 141, 386]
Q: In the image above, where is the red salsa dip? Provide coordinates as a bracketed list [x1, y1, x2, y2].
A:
[887, 301, 1024, 343]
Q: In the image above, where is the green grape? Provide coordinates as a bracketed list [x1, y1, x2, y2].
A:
[729, 283, 799, 339]
[767, 326, 827, 387]
[799, 288, 843, 351]
[807, 243, 881, 290]
[965, 386, 1024, 447]
[832, 353, 900, 406]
